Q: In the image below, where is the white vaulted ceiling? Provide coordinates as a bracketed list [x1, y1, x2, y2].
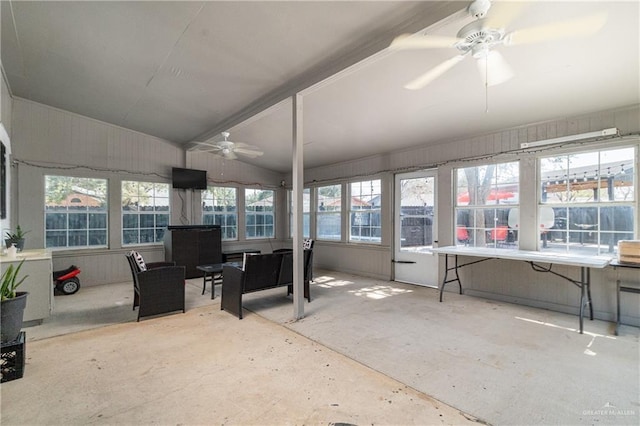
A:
[2, 1, 639, 172]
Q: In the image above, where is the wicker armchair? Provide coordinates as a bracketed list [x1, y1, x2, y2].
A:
[274, 249, 313, 301]
[125, 252, 186, 321]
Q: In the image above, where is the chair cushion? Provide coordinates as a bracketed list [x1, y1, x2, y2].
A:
[130, 250, 147, 272]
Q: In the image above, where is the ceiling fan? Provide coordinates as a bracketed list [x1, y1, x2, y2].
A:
[389, 0, 607, 90]
[192, 132, 264, 160]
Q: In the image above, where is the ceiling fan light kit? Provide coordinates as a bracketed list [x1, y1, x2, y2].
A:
[476, 50, 513, 86]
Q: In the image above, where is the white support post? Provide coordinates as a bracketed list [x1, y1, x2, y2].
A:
[292, 93, 305, 319]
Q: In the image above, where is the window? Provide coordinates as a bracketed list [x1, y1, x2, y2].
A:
[288, 188, 310, 238]
[349, 179, 381, 243]
[245, 188, 274, 239]
[45, 176, 108, 249]
[317, 184, 341, 240]
[540, 147, 635, 255]
[122, 181, 170, 245]
[455, 162, 519, 248]
[203, 186, 237, 240]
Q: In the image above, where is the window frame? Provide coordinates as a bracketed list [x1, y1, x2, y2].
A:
[538, 145, 636, 255]
[202, 186, 238, 241]
[316, 183, 342, 241]
[121, 180, 170, 247]
[244, 188, 275, 240]
[454, 161, 520, 249]
[44, 175, 109, 250]
[348, 179, 382, 244]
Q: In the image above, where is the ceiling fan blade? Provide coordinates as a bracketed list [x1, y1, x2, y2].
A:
[191, 142, 223, 152]
[476, 50, 513, 87]
[233, 148, 264, 158]
[484, 1, 526, 29]
[233, 142, 259, 149]
[505, 11, 608, 46]
[389, 33, 461, 50]
[405, 55, 466, 90]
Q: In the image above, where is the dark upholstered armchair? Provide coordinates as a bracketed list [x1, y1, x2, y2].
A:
[125, 252, 186, 321]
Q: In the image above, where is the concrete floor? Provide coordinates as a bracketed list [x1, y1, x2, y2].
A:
[2, 271, 639, 425]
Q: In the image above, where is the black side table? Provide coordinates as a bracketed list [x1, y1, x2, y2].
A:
[610, 260, 640, 335]
[196, 264, 224, 299]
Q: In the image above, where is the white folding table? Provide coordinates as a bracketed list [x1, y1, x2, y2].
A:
[431, 246, 612, 334]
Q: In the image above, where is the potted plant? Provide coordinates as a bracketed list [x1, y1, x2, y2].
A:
[4, 225, 29, 251]
[1, 259, 29, 343]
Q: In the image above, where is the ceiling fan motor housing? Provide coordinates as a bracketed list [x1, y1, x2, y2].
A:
[455, 19, 505, 57]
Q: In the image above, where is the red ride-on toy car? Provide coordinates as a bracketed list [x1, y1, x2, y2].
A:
[53, 265, 81, 295]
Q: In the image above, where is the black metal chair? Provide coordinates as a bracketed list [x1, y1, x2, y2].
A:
[125, 252, 186, 321]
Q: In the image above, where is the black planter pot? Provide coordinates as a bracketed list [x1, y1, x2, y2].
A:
[4, 238, 25, 251]
[1, 292, 29, 343]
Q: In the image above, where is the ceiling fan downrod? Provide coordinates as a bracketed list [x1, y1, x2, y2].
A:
[468, 0, 491, 18]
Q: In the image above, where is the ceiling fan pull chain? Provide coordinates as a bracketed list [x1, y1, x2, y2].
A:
[485, 56, 489, 113]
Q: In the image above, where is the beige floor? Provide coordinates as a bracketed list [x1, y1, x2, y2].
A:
[2, 271, 639, 425]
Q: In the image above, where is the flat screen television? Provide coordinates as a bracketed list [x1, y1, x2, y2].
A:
[172, 167, 207, 190]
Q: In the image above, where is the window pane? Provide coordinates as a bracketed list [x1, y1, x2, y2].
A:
[140, 229, 155, 243]
[156, 213, 169, 227]
[68, 231, 87, 247]
[318, 185, 341, 211]
[140, 214, 155, 228]
[122, 181, 170, 246]
[600, 148, 635, 202]
[46, 213, 67, 230]
[540, 147, 636, 255]
[68, 213, 87, 230]
[89, 213, 107, 229]
[89, 230, 107, 246]
[350, 180, 381, 243]
[203, 186, 238, 241]
[46, 231, 67, 247]
[317, 184, 341, 240]
[45, 175, 108, 249]
[245, 189, 274, 239]
[317, 213, 341, 240]
[123, 230, 139, 245]
[123, 214, 138, 229]
[455, 162, 519, 248]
